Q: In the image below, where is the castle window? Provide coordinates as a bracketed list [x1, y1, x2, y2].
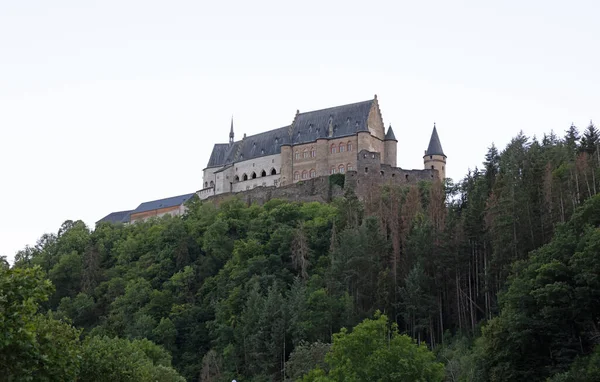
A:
[311, 147, 316, 157]
[365, 167, 368, 173]
[243, 174, 248, 181]
[295, 152, 300, 159]
[261, 170, 267, 177]
[430, 155, 433, 159]
[442, 166, 445, 170]
[347, 142, 352, 151]
[347, 164, 353, 171]
[271, 168, 277, 175]
[339, 164, 345, 174]
[210, 181, 214, 187]
[310, 169, 316, 178]
[261, 149, 265, 154]
[252, 172, 257, 179]
[392, 173, 395, 177]
[331, 167, 336, 174]
[303, 149, 309, 158]
[302, 170, 308, 179]
[380, 171, 385, 176]
[234, 175, 239, 182]
[339, 143, 345, 152]
[204, 182, 208, 188]
[405, 174, 409, 180]
[331, 144, 336, 154]
[294, 172, 300, 180]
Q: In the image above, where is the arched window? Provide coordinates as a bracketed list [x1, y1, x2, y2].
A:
[330, 166, 336, 174]
[210, 180, 214, 187]
[431, 165, 435, 169]
[330, 144, 336, 154]
[294, 172, 300, 180]
[261, 170, 267, 177]
[380, 170, 385, 176]
[311, 147, 316, 157]
[339, 143, 345, 153]
[347, 142, 353, 152]
[243, 173, 248, 181]
[347, 164, 353, 171]
[303, 149, 309, 158]
[310, 169, 316, 178]
[295, 152, 300, 159]
[204, 181, 208, 188]
[271, 168, 277, 175]
[302, 170, 308, 179]
[252, 172, 257, 179]
[234, 176, 239, 182]
[339, 164, 345, 174]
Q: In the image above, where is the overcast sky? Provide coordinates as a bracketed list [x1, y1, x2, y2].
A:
[1, 0, 598, 262]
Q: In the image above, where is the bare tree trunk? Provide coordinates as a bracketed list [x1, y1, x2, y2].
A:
[439, 292, 444, 344]
[456, 270, 462, 331]
[468, 260, 474, 333]
[484, 241, 490, 320]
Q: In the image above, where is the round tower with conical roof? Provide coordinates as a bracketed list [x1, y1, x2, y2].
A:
[423, 123, 446, 181]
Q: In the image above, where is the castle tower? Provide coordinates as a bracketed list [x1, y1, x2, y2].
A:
[229, 117, 234, 145]
[384, 124, 397, 167]
[423, 123, 446, 181]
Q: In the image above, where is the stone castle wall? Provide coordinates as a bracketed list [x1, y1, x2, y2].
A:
[201, 149, 437, 206]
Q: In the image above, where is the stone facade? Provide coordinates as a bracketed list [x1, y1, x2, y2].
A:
[200, 96, 446, 200]
[202, 149, 438, 206]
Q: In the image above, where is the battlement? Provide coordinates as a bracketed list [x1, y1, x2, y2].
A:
[199, 149, 437, 205]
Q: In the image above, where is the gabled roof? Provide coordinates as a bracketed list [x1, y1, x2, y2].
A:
[238, 126, 291, 161]
[385, 125, 397, 141]
[290, 99, 374, 144]
[425, 125, 445, 157]
[96, 210, 132, 225]
[206, 98, 377, 169]
[131, 193, 196, 215]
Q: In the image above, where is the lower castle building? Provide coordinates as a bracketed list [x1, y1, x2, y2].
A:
[199, 95, 446, 200]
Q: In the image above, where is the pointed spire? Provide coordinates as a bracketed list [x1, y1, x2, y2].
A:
[425, 123, 445, 157]
[229, 116, 234, 144]
[385, 124, 397, 141]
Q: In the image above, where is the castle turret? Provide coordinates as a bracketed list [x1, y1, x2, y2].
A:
[384, 124, 397, 167]
[423, 123, 446, 181]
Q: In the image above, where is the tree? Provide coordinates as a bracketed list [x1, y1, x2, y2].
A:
[302, 312, 444, 381]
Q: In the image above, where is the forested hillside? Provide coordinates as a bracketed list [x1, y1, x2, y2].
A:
[3, 121, 600, 381]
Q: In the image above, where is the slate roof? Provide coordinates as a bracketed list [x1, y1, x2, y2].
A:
[131, 193, 196, 215]
[425, 125, 445, 157]
[385, 125, 397, 141]
[96, 210, 132, 225]
[290, 99, 374, 144]
[206, 98, 376, 169]
[238, 126, 291, 161]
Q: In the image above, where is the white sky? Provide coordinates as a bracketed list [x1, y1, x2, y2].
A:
[1, 0, 598, 262]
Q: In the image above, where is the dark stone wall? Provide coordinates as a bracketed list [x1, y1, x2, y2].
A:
[203, 149, 437, 206]
[205, 176, 345, 205]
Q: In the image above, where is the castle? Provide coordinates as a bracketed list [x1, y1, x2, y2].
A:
[198, 95, 446, 200]
[97, 95, 446, 225]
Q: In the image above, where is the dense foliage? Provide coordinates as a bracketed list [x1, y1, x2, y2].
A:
[0, 266, 183, 381]
[4, 121, 599, 381]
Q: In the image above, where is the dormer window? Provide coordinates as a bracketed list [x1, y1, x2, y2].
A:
[261, 149, 265, 154]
